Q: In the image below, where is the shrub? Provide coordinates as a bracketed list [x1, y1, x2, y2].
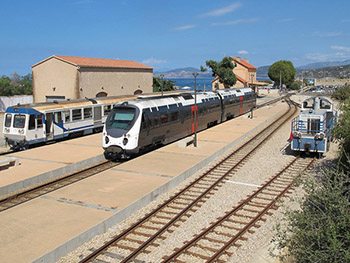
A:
[272, 163, 350, 263]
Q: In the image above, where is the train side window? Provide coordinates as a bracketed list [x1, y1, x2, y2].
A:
[64, 110, 71, 122]
[72, 109, 82, 121]
[153, 114, 159, 127]
[160, 113, 168, 124]
[55, 112, 62, 123]
[170, 111, 178, 122]
[84, 108, 92, 119]
[5, 114, 12, 127]
[29, 115, 36, 130]
[141, 113, 147, 130]
[37, 114, 43, 128]
[104, 105, 112, 116]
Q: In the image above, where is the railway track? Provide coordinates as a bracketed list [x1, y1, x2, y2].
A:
[79, 98, 299, 263]
[162, 156, 315, 263]
[0, 160, 119, 212]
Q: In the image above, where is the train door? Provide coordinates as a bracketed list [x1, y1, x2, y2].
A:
[191, 105, 198, 133]
[93, 106, 102, 128]
[45, 113, 54, 140]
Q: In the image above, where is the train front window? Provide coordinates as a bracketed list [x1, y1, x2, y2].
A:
[106, 108, 136, 130]
[13, 114, 26, 128]
[5, 114, 12, 127]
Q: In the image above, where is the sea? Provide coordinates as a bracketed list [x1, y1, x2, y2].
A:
[166, 78, 214, 91]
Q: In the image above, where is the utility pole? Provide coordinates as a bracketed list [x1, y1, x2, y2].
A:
[160, 74, 164, 96]
[193, 72, 199, 147]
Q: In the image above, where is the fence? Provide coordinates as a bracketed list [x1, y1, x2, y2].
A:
[0, 95, 33, 112]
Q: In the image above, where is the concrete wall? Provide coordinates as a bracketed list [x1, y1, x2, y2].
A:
[79, 67, 153, 98]
[32, 58, 78, 102]
[0, 95, 33, 112]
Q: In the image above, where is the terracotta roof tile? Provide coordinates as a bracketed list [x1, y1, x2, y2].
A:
[232, 57, 256, 69]
[54, 55, 153, 70]
[211, 74, 247, 83]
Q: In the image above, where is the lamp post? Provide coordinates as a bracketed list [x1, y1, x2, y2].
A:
[160, 74, 164, 96]
[193, 72, 199, 147]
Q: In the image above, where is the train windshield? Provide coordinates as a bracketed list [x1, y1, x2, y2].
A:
[13, 114, 26, 128]
[106, 108, 136, 130]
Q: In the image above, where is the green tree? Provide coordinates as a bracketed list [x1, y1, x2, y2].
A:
[332, 84, 350, 101]
[0, 75, 12, 96]
[153, 77, 175, 92]
[0, 73, 32, 96]
[205, 56, 237, 89]
[268, 60, 296, 88]
[290, 80, 302, 90]
[332, 98, 350, 165]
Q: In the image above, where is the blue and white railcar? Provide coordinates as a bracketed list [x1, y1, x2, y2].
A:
[3, 96, 135, 150]
[291, 96, 337, 155]
[103, 88, 256, 159]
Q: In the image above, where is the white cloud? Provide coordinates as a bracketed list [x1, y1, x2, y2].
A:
[211, 18, 258, 26]
[331, 45, 350, 52]
[142, 57, 166, 65]
[172, 24, 196, 31]
[238, 50, 248, 55]
[305, 52, 350, 61]
[200, 2, 242, 17]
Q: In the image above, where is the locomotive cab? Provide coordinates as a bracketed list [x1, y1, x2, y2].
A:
[3, 109, 46, 150]
[103, 103, 141, 159]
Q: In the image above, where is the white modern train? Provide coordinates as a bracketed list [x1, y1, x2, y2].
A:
[103, 88, 256, 159]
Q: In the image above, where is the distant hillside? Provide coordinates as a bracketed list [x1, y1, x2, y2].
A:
[296, 60, 350, 70]
[296, 64, 350, 79]
[256, 65, 270, 79]
[154, 67, 212, 79]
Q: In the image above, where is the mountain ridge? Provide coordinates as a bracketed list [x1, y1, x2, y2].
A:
[154, 60, 350, 80]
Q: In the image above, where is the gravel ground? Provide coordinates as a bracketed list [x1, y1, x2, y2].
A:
[58, 96, 339, 263]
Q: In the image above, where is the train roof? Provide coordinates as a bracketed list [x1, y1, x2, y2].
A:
[5, 90, 185, 112]
[113, 88, 255, 111]
[301, 96, 335, 113]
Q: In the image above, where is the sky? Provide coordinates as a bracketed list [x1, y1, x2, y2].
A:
[1, 0, 350, 76]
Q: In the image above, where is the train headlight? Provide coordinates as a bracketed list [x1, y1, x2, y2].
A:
[123, 138, 128, 145]
[4, 128, 10, 133]
[105, 136, 110, 144]
[315, 133, 325, 140]
[293, 131, 301, 138]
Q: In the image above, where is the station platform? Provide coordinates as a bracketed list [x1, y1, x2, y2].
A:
[0, 95, 288, 263]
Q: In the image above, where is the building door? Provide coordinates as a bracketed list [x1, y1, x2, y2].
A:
[45, 113, 54, 140]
